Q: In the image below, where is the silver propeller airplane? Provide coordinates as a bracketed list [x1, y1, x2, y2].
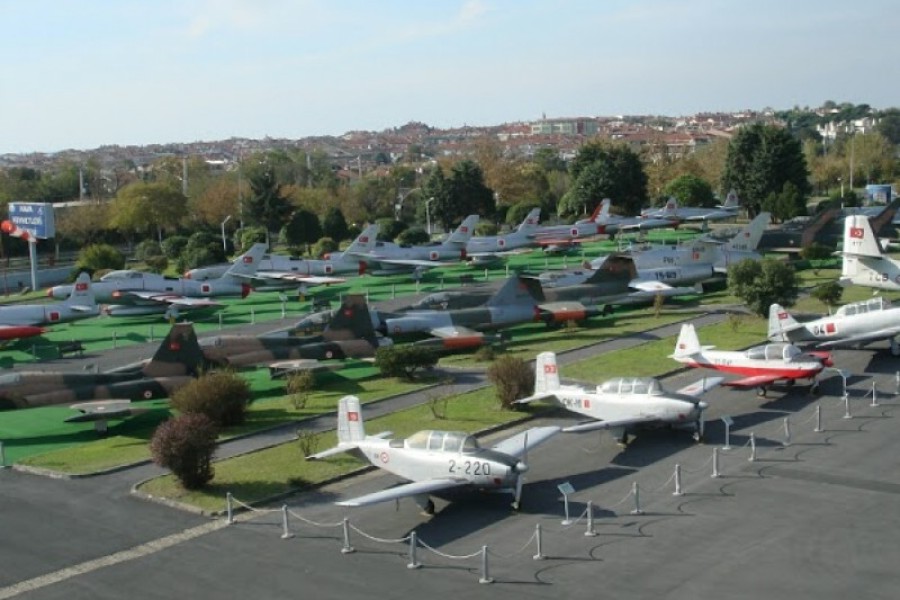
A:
[515, 351, 722, 443]
[308, 395, 560, 514]
[768, 298, 900, 356]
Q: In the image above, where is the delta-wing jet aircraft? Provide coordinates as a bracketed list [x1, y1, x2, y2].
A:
[515, 351, 722, 443]
[839, 214, 900, 291]
[0, 322, 203, 420]
[48, 244, 269, 315]
[308, 395, 560, 513]
[670, 323, 834, 396]
[0, 272, 98, 340]
[377, 275, 602, 349]
[768, 298, 900, 356]
[200, 294, 390, 368]
[347, 215, 478, 273]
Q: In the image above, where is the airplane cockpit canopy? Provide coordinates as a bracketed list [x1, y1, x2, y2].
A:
[835, 296, 889, 317]
[405, 430, 480, 453]
[598, 377, 662, 395]
[100, 270, 144, 281]
[745, 343, 801, 361]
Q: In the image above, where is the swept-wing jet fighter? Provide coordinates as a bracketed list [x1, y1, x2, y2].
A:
[670, 323, 834, 395]
[0, 272, 98, 340]
[768, 298, 900, 356]
[308, 395, 560, 513]
[839, 214, 900, 291]
[377, 275, 602, 349]
[199, 294, 390, 368]
[531, 200, 610, 247]
[184, 225, 378, 283]
[48, 244, 268, 315]
[642, 191, 741, 224]
[597, 197, 679, 237]
[347, 215, 478, 273]
[0, 322, 204, 420]
[465, 208, 541, 258]
[515, 351, 722, 442]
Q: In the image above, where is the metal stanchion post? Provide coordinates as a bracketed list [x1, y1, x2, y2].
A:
[407, 531, 421, 569]
[281, 505, 294, 539]
[712, 447, 720, 478]
[225, 492, 234, 524]
[843, 392, 852, 419]
[112, 331, 117, 349]
[0, 441, 6, 468]
[871, 381, 878, 407]
[439, 276, 444, 290]
[391, 284, 396, 299]
[479, 546, 493, 584]
[533, 524, 545, 560]
[749, 433, 756, 462]
[218, 312, 224, 330]
[341, 518, 355, 554]
[814, 404, 823, 433]
[250, 308, 255, 324]
[673, 464, 683, 496]
[584, 501, 597, 537]
[783, 417, 792, 447]
[630, 482, 643, 515]
[148, 326, 154, 342]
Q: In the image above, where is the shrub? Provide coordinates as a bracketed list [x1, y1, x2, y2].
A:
[150, 413, 218, 490]
[170, 372, 252, 427]
[311, 236, 338, 258]
[486, 355, 533, 409]
[161, 235, 188, 260]
[143, 255, 169, 273]
[396, 227, 430, 246]
[800, 242, 834, 260]
[134, 240, 164, 261]
[811, 281, 843, 309]
[75, 243, 125, 275]
[375, 345, 438, 380]
[285, 370, 316, 410]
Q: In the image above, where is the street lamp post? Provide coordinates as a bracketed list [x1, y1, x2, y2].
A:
[221, 215, 232, 253]
[425, 197, 435, 236]
[395, 187, 420, 220]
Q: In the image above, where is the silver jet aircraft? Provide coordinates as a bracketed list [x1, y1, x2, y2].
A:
[768, 298, 900, 356]
[641, 190, 741, 224]
[308, 395, 560, 513]
[0, 272, 97, 341]
[515, 351, 722, 443]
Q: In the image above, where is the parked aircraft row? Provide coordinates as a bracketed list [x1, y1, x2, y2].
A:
[0, 273, 97, 341]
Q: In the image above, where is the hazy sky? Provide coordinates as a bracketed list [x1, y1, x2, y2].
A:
[1, 0, 897, 154]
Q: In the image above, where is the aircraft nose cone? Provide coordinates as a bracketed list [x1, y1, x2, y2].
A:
[514, 461, 528, 474]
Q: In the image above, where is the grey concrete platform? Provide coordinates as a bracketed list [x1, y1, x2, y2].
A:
[2, 344, 900, 598]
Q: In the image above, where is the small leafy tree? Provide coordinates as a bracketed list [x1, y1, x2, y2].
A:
[322, 206, 349, 242]
[800, 242, 834, 260]
[161, 235, 189, 260]
[486, 355, 533, 409]
[727, 258, 800, 317]
[75, 243, 125, 275]
[170, 372, 252, 427]
[311, 236, 338, 258]
[811, 281, 844, 310]
[150, 413, 218, 490]
[285, 370, 316, 410]
[375, 345, 438, 380]
[396, 227, 430, 246]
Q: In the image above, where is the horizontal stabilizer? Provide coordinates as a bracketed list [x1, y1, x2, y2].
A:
[675, 376, 724, 397]
[562, 415, 659, 433]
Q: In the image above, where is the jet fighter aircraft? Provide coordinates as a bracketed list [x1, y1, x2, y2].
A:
[515, 351, 722, 442]
[308, 395, 560, 513]
[768, 298, 900, 356]
[839, 214, 900, 291]
[48, 244, 268, 315]
[199, 294, 390, 368]
[0, 272, 98, 341]
[641, 191, 741, 224]
[670, 323, 834, 396]
[0, 322, 204, 420]
[465, 207, 541, 259]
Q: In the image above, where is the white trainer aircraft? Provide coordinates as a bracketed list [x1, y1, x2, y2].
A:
[671, 323, 834, 396]
[514, 351, 722, 443]
[308, 395, 560, 514]
[840, 214, 900, 291]
[0, 272, 98, 341]
[768, 298, 900, 356]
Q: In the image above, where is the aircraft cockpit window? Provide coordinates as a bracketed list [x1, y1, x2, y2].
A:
[461, 436, 480, 452]
[746, 346, 766, 360]
[631, 380, 649, 395]
[600, 380, 618, 394]
[389, 439, 404, 448]
[619, 380, 633, 394]
[845, 305, 857, 317]
[406, 431, 430, 450]
[427, 431, 444, 451]
[783, 345, 801, 360]
[442, 432, 468, 453]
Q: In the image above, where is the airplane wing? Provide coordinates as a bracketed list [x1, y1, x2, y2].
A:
[116, 291, 222, 309]
[816, 326, 900, 348]
[335, 477, 470, 507]
[562, 415, 665, 433]
[722, 374, 783, 388]
[65, 400, 145, 423]
[428, 325, 490, 345]
[676, 376, 725, 397]
[371, 257, 453, 269]
[490, 426, 560, 459]
[247, 272, 347, 286]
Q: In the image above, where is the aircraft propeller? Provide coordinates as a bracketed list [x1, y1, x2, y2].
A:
[512, 432, 529, 510]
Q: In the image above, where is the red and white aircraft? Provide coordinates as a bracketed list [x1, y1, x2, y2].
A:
[0, 272, 98, 340]
[670, 323, 835, 395]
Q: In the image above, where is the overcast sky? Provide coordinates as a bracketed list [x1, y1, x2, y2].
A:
[1, 0, 896, 154]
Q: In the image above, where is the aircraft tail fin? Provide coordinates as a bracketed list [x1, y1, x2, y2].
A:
[534, 352, 560, 394]
[719, 190, 740, 209]
[141, 322, 205, 378]
[344, 224, 379, 255]
[322, 294, 378, 345]
[662, 197, 678, 217]
[516, 208, 542, 233]
[62, 272, 96, 307]
[768, 303, 799, 342]
[445, 215, 479, 246]
[843, 215, 883, 257]
[597, 198, 612, 222]
[223, 243, 268, 280]
[336, 395, 366, 443]
[671, 324, 702, 361]
[725, 211, 770, 252]
[585, 254, 634, 284]
[486, 275, 543, 307]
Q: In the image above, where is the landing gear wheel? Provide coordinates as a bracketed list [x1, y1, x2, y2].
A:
[511, 500, 522, 512]
[756, 386, 768, 397]
[786, 379, 795, 387]
[423, 499, 435, 516]
[810, 383, 820, 396]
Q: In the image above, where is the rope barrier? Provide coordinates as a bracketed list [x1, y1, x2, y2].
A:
[285, 508, 344, 529]
[347, 522, 410, 544]
[417, 537, 484, 560]
[482, 529, 538, 559]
